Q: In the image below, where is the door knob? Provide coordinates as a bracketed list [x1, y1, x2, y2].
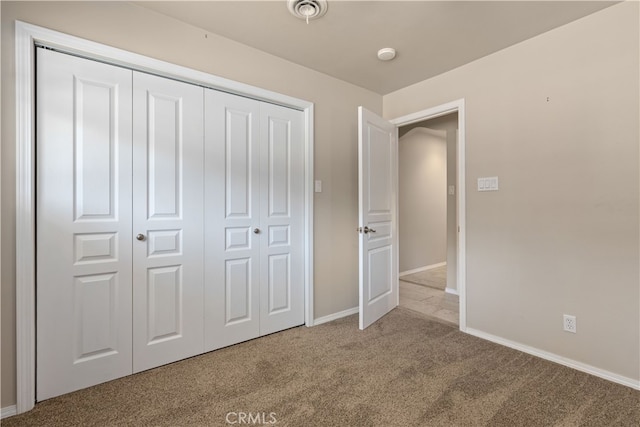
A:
[136, 233, 146, 241]
[357, 226, 377, 234]
[253, 228, 261, 234]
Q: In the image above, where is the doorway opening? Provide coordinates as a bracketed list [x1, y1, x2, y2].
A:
[387, 99, 466, 330]
[397, 112, 459, 326]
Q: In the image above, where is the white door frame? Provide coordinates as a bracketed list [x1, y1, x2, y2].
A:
[14, 21, 315, 414]
[389, 99, 467, 331]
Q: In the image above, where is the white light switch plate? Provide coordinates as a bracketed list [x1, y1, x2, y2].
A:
[478, 176, 499, 191]
[315, 180, 322, 193]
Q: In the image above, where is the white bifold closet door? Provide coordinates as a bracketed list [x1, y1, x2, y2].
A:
[258, 101, 305, 335]
[131, 72, 204, 373]
[37, 47, 305, 401]
[36, 48, 134, 401]
[37, 48, 204, 399]
[204, 90, 305, 351]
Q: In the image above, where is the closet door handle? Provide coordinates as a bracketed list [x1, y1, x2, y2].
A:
[136, 233, 146, 241]
[253, 228, 261, 234]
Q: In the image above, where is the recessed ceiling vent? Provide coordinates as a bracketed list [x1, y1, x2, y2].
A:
[287, 0, 328, 24]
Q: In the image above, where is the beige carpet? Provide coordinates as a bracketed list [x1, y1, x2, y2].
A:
[400, 265, 447, 290]
[5, 308, 639, 426]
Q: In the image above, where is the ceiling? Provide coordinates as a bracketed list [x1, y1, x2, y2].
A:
[136, 1, 617, 95]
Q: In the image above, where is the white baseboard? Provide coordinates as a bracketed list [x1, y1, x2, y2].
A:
[399, 262, 446, 277]
[313, 307, 359, 326]
[445, 287, 459, 296]
[465, 328, 640, 391]
[1, 405, 17, 419]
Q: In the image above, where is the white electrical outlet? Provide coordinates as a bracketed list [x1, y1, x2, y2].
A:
[563, 314, 577, 333]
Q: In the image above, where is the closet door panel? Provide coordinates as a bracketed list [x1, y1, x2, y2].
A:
[36, 48, 133, 400]
[259, 103, 305, 335]
[132, 72, 204, 372]
[204, 90, 260, 351]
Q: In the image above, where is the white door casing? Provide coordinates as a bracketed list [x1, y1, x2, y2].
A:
[132, 72, 205, 373]
[358, 106, 399, 330]
[17, 21, 314, 414]
[36, 48, 133, 400]
[259, 102, 305, 335]
[204, 90, 261, 350]
[389, 99, 466, 331]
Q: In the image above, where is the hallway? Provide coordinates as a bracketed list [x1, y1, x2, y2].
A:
[399, 266, 459, 325]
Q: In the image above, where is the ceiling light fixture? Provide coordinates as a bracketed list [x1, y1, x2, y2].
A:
[377, 48, 397, 61]
[287, 0, 328, 24]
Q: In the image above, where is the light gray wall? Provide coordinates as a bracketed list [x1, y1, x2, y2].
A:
[385, 2, 639, 382]
[0, 1, 382, 408]
[398, 128, 447, 273]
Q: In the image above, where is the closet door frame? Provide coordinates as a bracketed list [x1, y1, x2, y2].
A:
[15, 21, 315, 414]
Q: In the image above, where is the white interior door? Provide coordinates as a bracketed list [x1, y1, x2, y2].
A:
[204, 90, 261, 351]
[132, 72, 204, 372]
[36, 48, 133, 400]
[258, 102, 305, 335]
[358, 106, 398, 330]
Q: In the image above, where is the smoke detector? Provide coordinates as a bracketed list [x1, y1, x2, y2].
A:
[377, 48, 397, 61]
[287, 0, 328, 24]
